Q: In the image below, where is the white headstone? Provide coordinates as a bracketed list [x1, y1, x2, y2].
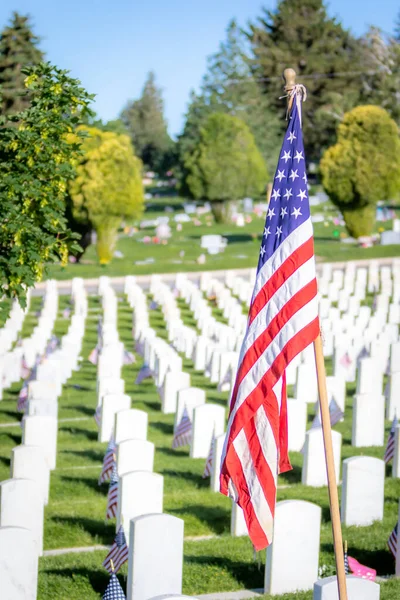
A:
[0, 526, 39, 600]
[313, 575, 380, 599]
[22, 415, 58, 470]
[11, 445, 50, 505]
[352, 394, 385, 447]
[356, 358, 383, 396]
[0, 479, 44, 555]
[190, 404, 225, 459]
[295, 363, 318, 404]
[28, 380, 58, 401]
[387, 372, 400, 420]
[117, 439, 154, 476]
[287, 399, 307, 452]
[231, 501, 247, 537]
[97, 376, 125, 407]
[117, 471, 163, 533]
[389, 341, 400, 374]
[161, 371, 191, 414]
[99, 394, 131, 443]
[127, 514, 184, 600]
[302, 428, 342, 487]
[175, 388, 206, 431]
[115, 408, 148, 444]
[265, 500, 321, 594]
[341, 457, 384, 526]
[27, 398, 58, 418]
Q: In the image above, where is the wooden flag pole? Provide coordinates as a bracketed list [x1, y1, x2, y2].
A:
[282, 69, 348, 600]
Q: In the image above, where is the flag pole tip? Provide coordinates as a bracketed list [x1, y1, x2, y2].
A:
[283, 68, 296, 92]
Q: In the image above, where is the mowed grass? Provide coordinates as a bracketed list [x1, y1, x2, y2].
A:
[0, 293, 399, 598]
[44, 199, 400, 281]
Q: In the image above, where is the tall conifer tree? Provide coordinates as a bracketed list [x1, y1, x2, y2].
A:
[0, 12, 44, 115]
[120, 72, 173, 173]
[248, 0, 361, 160]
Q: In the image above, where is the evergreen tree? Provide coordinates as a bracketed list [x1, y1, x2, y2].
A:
[120, 71, 174, 173]
[247, 0, 361, 161]
[358, 27, 400, 126]
[0, 12, 44, 115]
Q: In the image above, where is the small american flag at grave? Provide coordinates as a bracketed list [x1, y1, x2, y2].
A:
[103, 525, 129, 574]
[172, 406, 192, 448]
[220, 86, 320, 551]
[99, 438, 116, 484]
[202, 432, 215, 478]
[384, 415, 398, 464]
[106, 462, 119, 520]
[388, 522, 398, 559]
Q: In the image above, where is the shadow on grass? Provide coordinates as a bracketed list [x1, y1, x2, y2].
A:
[162, 469, 207, 488]
[60, 475, 105, 495]
[158, 446, 188, 458]
[62, 448, 104, 463]
[0, 455, 10, 468]
[278, 464, 302, 485]
[50, 515, 115, 543]
[173, 505, 229, 535]
[58, 426, 98, 442]
[150, 421, 173, 435]
[184, 552, 263, 589]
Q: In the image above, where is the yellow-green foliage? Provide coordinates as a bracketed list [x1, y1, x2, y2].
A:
[320, 105, 400, 237]
[69, 126, 144, 263]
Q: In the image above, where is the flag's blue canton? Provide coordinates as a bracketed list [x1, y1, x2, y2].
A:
[258, 100, 309, 272]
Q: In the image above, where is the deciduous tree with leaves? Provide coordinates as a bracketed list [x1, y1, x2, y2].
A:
[68, 127, 144, 264]
[0, 63, 93, 305]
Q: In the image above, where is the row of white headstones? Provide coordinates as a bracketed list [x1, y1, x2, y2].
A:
[118, 261, 400, 599]
[0, 278, 87, 600]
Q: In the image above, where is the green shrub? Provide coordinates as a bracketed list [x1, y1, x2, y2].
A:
[320, 105, 400, 237]
[182, 113, 267, 223]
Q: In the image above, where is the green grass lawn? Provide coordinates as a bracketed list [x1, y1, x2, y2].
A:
[43, 199, 400, 282]
[0, 291, 399, 598]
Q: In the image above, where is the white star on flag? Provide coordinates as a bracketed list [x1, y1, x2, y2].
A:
[297, 189, 307, 201]
[275, 226, 283, 237]
[271, 189, 281, 201]
[280, 207, 288, 218]
[276, 169, 286, 182]
[281, 150, 291, 163]
[283, 188, 293, 200]
[291, 207, 302, 219]
[289, 169, 299, 181]
[267, 208, 275, 219]
[294, 150, 304, 162]
[302, 173, 307, 183]
[287, 131, 296, 143]
[260, 246, 266, 257]
[263, 226, 271, 238]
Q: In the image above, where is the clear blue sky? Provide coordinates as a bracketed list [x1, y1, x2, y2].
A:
[1, 1, 398, 136]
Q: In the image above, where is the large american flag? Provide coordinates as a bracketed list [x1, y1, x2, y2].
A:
[219, 88, 319, 551]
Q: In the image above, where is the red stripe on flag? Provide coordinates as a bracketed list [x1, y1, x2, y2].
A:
[230, 278, 318, 412]
[248, 237, 315, 326]
[227, 317, 320, 446]
[220, 443, 270, 550]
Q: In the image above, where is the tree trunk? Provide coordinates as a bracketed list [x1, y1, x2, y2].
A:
[342, 204, 375, 239]
[96, 224, 118, 265]
[211, 200, 235, 224]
